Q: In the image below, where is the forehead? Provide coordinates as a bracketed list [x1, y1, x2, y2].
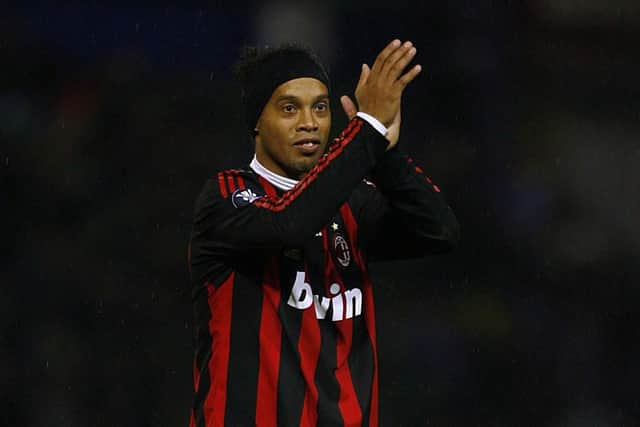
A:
[271, 77, 329, 100]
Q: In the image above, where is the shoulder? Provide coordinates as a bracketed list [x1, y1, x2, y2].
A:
[194, 168, 263, 211]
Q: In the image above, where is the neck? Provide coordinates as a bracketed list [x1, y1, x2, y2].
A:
[250, 156, 299, 191]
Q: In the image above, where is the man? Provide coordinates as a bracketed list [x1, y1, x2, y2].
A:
[188, 39, 459, 426]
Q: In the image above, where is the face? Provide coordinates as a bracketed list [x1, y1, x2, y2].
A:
[254, 77, 331, 180]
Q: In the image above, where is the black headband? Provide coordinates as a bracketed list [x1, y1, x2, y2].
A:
[240, 48, 330, 132]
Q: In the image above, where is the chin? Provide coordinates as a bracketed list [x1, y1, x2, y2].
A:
[289, 158, 318, 179]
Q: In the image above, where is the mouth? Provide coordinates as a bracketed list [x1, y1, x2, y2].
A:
[293, 138, 321, 155]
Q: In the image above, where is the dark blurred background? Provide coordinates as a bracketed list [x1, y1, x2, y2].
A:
[3, 1, 640, 426]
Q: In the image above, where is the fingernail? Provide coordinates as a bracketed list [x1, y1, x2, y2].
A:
[392, 39, 401, 47]
[410, 47, 416, 55]
[404, 41, 412, 48]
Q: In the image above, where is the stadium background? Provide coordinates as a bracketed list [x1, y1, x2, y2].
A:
[3, 1, 640, 425]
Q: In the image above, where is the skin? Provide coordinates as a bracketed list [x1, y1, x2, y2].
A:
[255, 77, 331, 180]
[255, 39, 421, 180]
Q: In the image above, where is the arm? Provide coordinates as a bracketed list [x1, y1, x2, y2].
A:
[191, 119, 388, 252]
[191, 39, 423, 286]
[337, 42, 458, 260]
[357, 147, 460, 261]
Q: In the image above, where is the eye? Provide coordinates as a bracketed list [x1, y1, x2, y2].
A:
[314, 102, 329, 112]
[282, 104, 297, 113]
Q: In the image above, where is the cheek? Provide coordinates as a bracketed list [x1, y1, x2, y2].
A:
[263, 121, 292, 145]
[319, 115, 331, 131]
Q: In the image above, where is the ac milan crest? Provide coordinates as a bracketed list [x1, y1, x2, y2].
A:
[333, 233, 351, 268]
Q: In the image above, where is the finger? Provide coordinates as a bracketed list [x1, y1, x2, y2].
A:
[340, 95, 358, 120]
[381, 41, 413, 78]
[387, 45, 417, 81]
[371, 39, 401, 74]
[396, 64, 422, 88]
[354, 64, 370, 100]
[356, 63, 370, 90]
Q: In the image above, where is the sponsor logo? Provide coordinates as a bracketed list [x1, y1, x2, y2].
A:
[333, 234, 351, 268]
[231, 188, 263, 208]
[287, 271, 362, 321]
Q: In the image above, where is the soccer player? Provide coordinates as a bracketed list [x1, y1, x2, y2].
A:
[188, 39, 460, 426]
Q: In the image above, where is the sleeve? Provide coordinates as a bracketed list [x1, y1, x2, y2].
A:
[356, 147, 460, 262]
[190, 118, 389, 283]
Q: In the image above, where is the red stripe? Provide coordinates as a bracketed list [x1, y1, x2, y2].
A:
[228, 170, 246, 189]
[259, 175, 278, 199]
[218, 171, 229, 199]
[236, 174, 245, 190]
[253, 118, 364, 212]
[298, 262, 321, 427]
[203, 273, 235, 426]
[226, 173, 237, 193]
[362, 276, 378, 426]
[193, 356, 200, 393]
[341, 204, 378, 426]
[335, 317, 361, 426]
[255, 258, 282, 426]
[322, 218, 362, 425]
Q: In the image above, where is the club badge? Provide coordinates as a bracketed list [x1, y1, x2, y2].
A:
[333, 233, 351, 268]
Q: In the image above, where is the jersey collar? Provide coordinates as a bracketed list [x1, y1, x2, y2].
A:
[250, 155, 299, 191]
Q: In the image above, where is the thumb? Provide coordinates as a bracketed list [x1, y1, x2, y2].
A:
[340, 95, 358, 120]
[356, 63, 370, 91]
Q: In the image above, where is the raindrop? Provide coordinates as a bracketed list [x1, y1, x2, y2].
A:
[209, 72, 214, 80]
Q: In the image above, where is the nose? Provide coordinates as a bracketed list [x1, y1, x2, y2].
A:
[296, 107, 318, 132]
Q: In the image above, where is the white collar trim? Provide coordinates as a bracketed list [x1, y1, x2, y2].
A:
[250, 155, 299, 191]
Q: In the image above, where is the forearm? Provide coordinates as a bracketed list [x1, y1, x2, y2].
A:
[194, 118, 389, 251]
[370, 147, 460, 249]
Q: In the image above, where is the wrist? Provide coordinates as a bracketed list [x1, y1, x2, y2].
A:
[356, 112, 388, 136]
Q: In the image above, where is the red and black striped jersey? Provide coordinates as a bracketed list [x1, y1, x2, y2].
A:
[188, 118, 459, 426]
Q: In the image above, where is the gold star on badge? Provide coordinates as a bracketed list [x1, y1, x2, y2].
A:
[331, 222, 339, 231]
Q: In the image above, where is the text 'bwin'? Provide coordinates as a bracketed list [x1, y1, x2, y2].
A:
[287, 271, 363, 321]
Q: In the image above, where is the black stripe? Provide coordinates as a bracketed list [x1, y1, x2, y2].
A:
[225, 267, 264, 425]
[315, 321, 343, 425]
[276, 256, 306, 426]
[192, 286, 213, 427]
[314, 218, 344, 425]
[348, 313, 374, 426]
